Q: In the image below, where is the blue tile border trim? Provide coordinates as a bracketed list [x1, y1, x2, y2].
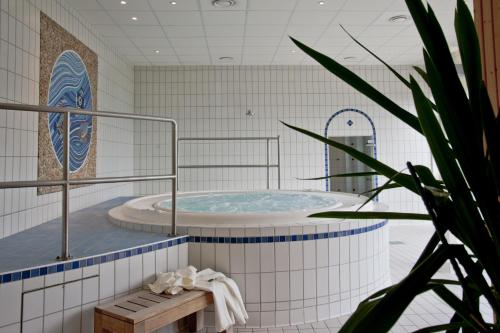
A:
[0, 235, 188, 285]
[0, 220, 388, 285]
[188, 220, 388, 244]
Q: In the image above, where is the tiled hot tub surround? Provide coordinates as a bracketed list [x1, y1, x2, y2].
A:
[0, 236, 188, 333]
[188, 219, 390, 328]
[0, 219, 388, 332]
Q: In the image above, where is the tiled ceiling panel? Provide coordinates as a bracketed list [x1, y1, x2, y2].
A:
[63, 0, 472, 66]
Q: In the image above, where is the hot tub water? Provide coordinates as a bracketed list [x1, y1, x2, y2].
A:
[157, 191, 341, 213]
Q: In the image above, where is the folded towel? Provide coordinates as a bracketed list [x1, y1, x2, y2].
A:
[148, 266, 248, 332]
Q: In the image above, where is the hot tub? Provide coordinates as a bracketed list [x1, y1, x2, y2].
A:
[108, 191, 390, 328]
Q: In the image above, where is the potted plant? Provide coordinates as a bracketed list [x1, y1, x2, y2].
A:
[283, 0, 500, 331]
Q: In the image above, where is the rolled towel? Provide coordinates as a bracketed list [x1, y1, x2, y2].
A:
[148, 272, 177, 294]
[176, 265, 197, 290]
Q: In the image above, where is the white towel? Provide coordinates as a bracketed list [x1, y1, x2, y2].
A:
[148, 266, 248, 332]
[176, 265, 197, 290]
[148, 272, 183, 295]
[195, 268, 248, 331]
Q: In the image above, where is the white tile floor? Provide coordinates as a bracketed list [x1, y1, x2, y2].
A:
[211, 223, 493, 333]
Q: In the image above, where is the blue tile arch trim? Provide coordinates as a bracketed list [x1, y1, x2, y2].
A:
[0, 235, 188, 285]
[323, 108, 378, 195]
[188, 220, 387, 244]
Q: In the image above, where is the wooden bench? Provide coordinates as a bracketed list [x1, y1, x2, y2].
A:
[94, 289, 229, 333]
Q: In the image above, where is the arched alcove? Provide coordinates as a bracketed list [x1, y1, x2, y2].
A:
[323, 108, 378, 195]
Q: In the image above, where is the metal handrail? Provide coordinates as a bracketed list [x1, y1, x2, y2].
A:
[179, 137, 277, 141]
[178, 136, 281, 189]
[0, 102, 178, 261]
[178, 164, 278, 169]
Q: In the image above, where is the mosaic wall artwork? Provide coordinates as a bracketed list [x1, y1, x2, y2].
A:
[38, 13, 97, 194]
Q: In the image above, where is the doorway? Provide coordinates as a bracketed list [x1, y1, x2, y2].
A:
[323, 108, 378, 194]
[328, 135, 375, 194]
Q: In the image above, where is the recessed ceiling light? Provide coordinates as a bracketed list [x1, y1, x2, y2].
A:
[131, 16, 138, 21]
[343, 56, 357, 60]
[291, 50, 296, 53]
[388, 14, 409, 23]
[318, 1, 325, 5]
[212, 0, 236, 8]
[120, 0, 127, 4]
[219, 56, 234, 61]
[154, 50, 160, 54]
[170, 1, 177, 4]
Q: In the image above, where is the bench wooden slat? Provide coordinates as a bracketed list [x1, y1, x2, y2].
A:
[97, 305, 136, 323]
[116, 301, 148, 312]
[127, 298, 158, 308]
[95, 289, 216, 333]
[136, 293, 173, 303]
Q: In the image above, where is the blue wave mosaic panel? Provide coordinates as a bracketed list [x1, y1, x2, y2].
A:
[47, 50, 93, 172]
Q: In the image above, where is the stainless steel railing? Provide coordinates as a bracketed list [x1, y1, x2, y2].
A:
[178, 136, 281, 189]
[0, 102, 178, 261]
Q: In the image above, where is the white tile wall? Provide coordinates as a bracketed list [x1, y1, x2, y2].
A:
[0, 280, 22, 326]
[0, 242, 188, 333]
[133, 65, 432, 217]
[188, 220, 390, 328]
[0, 0, 135, 239]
